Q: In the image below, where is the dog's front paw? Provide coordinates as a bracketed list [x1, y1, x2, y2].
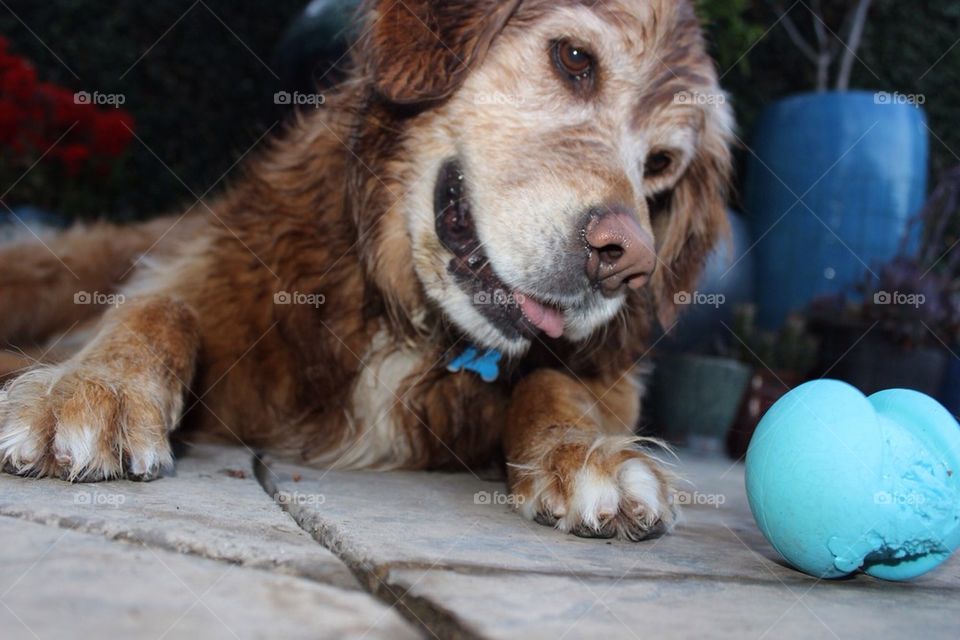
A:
[509, 433, 676, 541]
[0, 363, 175, 481]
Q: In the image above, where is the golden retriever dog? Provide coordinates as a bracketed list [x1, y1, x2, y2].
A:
[0, 0, 732, 541]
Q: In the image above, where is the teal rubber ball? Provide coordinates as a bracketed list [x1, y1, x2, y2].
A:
[745, 380, 960, 580]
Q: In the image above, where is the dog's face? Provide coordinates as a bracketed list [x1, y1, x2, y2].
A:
[364, 0, 733, 356]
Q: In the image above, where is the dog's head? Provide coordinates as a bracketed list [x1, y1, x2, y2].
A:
[353, 0, 733, 357]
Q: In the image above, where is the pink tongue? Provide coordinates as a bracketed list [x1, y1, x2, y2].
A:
[519, 295, 565, 339]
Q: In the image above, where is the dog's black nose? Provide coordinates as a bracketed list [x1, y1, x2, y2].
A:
[584, 208, 656, 294]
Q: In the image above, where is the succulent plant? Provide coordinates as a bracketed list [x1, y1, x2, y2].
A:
[721, 304, 820, 374]
[915, 165, 960, 283]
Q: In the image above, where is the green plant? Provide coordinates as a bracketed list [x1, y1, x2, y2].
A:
[698, 0, 960, 188]
[696, 0, 766, 76]
[767, 0, 875, 91]
[859, 1, 960, 175]
[915, 166, 960, 284]
[723, 304, 819, 374]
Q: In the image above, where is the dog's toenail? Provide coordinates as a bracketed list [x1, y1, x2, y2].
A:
[535, 512, 559, 526]
[571, 522, 617, 539]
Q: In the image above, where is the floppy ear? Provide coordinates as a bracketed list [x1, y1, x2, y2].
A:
[651, 104, 734, 330]
[365, 0, 523, 104]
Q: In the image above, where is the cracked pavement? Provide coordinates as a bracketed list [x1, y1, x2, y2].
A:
[0, 445, 957, 639]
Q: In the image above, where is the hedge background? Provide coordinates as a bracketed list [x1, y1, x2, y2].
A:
[698, 0, 960, 194]
[1, 0, 958, 221]
[0, 0, 305, 219]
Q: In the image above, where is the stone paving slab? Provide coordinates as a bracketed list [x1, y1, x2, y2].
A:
[0, 518, 418, 640]
[258, 456, 813, 582]
[0, 445, 357, 588]
[385, 568, 957, 639]
[1, 443, 957, 639]
[263, 453, 960, 639]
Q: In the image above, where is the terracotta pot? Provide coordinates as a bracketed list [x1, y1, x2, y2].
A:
[727, 369, 804, 460]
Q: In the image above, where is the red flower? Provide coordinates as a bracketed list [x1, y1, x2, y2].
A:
[0, 57, 37, 102]
[57, 144, 90, 177]
[34, 81, 91, 128]
[91, 110, 135, 157]
[0, 38, 136, 180]
[0, 98, 19, 145]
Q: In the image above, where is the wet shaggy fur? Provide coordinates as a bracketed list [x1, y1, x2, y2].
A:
[0, 0, 733, 540]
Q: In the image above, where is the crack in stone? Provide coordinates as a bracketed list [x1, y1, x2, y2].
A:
[253, 454, 960, 640]
[253, 455, 485, 640]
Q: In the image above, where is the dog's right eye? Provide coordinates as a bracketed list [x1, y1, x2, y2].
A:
[552, 40, 595, 91]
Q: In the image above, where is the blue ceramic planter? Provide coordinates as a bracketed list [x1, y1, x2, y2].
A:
[667, 210, 755, 352]
[0, 206, 67, 241]
[745, 91, 928, 328]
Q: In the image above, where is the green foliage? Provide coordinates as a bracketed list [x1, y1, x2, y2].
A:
[703, 0, 960, 176]
[724, 305, 820, 374]
[858, 0, 960, 174]
[695, 0, 766, 75]
[2, 1, 958, 219]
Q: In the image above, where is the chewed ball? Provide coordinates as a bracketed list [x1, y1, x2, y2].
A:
[745, 380, 960, 580]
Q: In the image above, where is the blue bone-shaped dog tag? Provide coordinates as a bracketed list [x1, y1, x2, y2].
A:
[447, 346, 502, 383]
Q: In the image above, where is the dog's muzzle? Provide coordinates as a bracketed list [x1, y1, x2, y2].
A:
[433, 159, 655, 341]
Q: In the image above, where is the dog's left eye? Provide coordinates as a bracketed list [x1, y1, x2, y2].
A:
[553, 40, 594, 84]
[644, 152, 673, 178]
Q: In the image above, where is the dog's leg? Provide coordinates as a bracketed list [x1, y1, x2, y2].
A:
[503, 369, 676, 540]
[0, 215, 194, 346]
[0, 296, 199, 481]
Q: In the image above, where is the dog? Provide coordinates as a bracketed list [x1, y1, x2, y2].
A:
[0, 0, 732, 541]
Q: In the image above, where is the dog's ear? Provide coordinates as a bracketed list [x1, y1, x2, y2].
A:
[366, 0, 523, 104]
[651, 103, 734, 330]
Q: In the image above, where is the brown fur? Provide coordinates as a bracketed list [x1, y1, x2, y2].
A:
[0, 0, 732, 540]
